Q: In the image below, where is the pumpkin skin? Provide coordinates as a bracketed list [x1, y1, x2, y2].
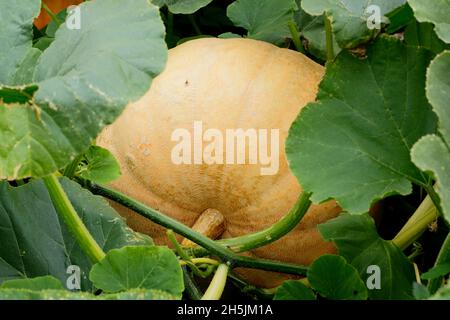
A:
[34, 0, 83, 30]
[97, 38, 342, 288]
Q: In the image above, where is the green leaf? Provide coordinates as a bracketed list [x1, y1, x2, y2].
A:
[408, 0, 450, 44]
[274, 280, 316, 300]
[405, 21, 450, 54]
[412, 282, 430, 300]
[385, 3, 414, 33]
[89, 246, 184, 298]
[157, 0, 214, 14]
[301, 0, 406, 48]
[227, 0, 298, 44]
[411, 51, 450, 222]
[421, 262, 450, 280]
[307, 254, 367, 300]
[0, 178, 152, 291]
[0, 0, 41, 85]
[0, 85, 38, 104]
[0, 0, 167, 180]
[0, 288, 177, 300]
[76, 146, 121, 184]
[286, 37, 436, 214]
[319, 214, 416, 299]
[1, 276, 63, 291]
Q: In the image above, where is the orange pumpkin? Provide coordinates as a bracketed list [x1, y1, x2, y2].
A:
[98, 38, 342, 288]
[34, 0, 83, 30]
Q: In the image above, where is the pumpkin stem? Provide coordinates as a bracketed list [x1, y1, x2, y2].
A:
[182, 209, 226, 248]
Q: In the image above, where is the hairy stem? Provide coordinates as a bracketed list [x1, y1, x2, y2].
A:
[324, 15, 334, 63]
[43, 174, 105, 263]
[87, 182, 308, 276]
[219, 192, 312, 252]
[201, 264, 229, 300]
[288, 20, 304, 53]
[393, 195, 438, 250]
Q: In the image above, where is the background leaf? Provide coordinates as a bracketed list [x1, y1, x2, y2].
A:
[0, 0, 167, 180]
[408, 0, 450, 44]
[405, 21, 450, 55]
[319, 214, 415, 299]
[89, 246, 184, 298]
[307, 254, 368, 300]
[227, 0, 298, 44]
[411, 51, 450, 223]
[0, 0, 41, 86]
[274, 280, 316, 300]
[156, 0, 214, 14]
[0, 178, 152, 291]
[286, 37, 436, 214]
[301, 0, 406, 48]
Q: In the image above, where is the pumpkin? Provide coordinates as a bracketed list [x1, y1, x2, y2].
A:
[34, 0, 83, 30]
[97, 38, 342, 288]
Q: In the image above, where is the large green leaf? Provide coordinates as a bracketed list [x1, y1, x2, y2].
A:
[286, 37, 436, 214]
[274, 280, 316, 300]
[408, 0, 450, 44]
[154, 0, 213, 14]
[0, 0, 41, 86]
[90, 246, 184, 298]
[301, 0, 406, 48]
[227, 0, 298, 44]
[411, 51, 450, 222]
[0, 178, 152, 291]
[0, 0, 167, 180]
[307, 254, 368, 300]
[319, 214, 415, 299]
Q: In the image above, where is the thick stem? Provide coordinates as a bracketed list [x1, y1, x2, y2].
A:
[393, 195, 438, 250]
[63, 154, 83, 179]
[43, 174, 105, 263]
[324, 15, 334, 63]
[201, 264, 229, 300]
[87, 183, 308, 276]
[219, 192, 312, 252]
[428, 233, 450, 294]
[288, 20, 304, 53]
